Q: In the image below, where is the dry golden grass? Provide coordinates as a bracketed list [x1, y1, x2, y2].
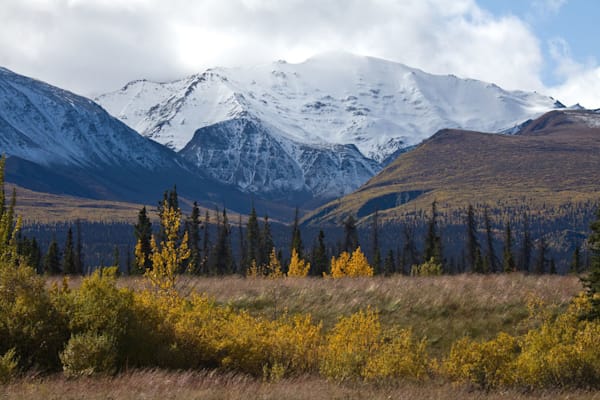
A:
[3, 370, 600, 400]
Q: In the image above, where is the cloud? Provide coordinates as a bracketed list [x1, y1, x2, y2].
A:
[0, 0, 545, 96]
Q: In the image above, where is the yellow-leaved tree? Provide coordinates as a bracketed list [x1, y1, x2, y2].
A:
[287, 248, 310, 277]
[328, 247, 373, 278]
[265, 248, 284, 279]
[145, 200, 190, 291]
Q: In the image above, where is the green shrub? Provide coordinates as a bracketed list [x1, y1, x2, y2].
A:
[60, 332, 117, 377]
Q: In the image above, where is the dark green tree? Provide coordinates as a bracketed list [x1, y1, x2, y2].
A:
[570, 245, 581, 274]
[62, 227, 76, 274]
[291, 207, 304, 259]
[401, 224, 419, 274]
[519, 213, 532, 273]
[483, 207, 497, 273]
[502, 221, 516, 273]
[246, 204, 260, 270]
[581, 207, 600, 319]
[186, 201, 201, 274]
[44, 238, 61, 275]
[238, 214, 247, 274]
[133, 206, 152, 274]
[201, 210, 211, 275]
[534, 237, 547, 274]
[371, 210, 381, 274]
[424, 201, 442, 267]
[74, 219, 84, 274]
[311, 229, 328, 276]
[260, 215, 274, 267]
[211, 207, 234, 275]
[383, 249, 395, 276]
[113, 245, 120, 270]
[466, 204, 482, 273]
[343, 215, 359, 253]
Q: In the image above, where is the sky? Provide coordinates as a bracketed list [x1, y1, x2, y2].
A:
[1, 0, 599, 107]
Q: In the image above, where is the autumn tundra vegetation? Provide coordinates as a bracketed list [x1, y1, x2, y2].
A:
[1, 155, 600, 398]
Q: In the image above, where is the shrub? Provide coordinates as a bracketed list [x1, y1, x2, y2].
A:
[442, 333, 519, 389]
[328, 247, 374, 278]
[60, 332, 117, 377]
[411, 258, 443, 277]
[0, 348, 18, 383]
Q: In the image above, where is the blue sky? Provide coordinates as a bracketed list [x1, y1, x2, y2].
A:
[479, 0, 599, 87]
[1, 0, 599, 107]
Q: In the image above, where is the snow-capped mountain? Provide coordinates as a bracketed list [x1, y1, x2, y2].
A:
[97, 52, 563, 198]
[0, 66, 250, 208]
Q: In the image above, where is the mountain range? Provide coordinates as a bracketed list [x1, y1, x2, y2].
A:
[96, 52, 563, 200]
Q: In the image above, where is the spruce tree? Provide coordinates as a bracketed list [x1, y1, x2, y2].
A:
[63, 227, 76, 274]
[113, 245, 120, 270]
[133, 206, 152, 274]
[534, 237, 547, 274]
[44, 238, 61, 275]
[570, 245, 581, 274]
[186, 202, 201, 274]
[520, 213, 532, 273]
[371, 210, 381, 274]
[246, 204, 260, 270]
[238, 214, 247, 274]
[260, 215, 274, 268]
[483, 207, 497, 273]
[383, 249, 395, 276]
[201, 210, 211, 275]
[291, 207, 304, 259]
[502, 221, 516, 273]
[312, 229, 328, 276]
[73, 219, 84, 274]
[424, 201, 442, 267]
[212, 207, 234, 275]
[466, 204, 481, 273]
[343, 215, 359, 253]
[581, 207, 600, 319]
[401, 224, 418, 274]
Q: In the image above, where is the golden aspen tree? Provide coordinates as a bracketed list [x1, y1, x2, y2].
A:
[265, 248, 283, 278]
[327, 247, 373, 278]
[287, 248, 310, 277]
[145, 201, 190, 291]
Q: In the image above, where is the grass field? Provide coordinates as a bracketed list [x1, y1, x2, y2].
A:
[4, 370, 600, 400]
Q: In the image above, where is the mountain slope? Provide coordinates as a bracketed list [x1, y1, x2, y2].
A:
[304, 109, 600, 225]
[97, 52, 562, 198]
[0, 67, 263, 214]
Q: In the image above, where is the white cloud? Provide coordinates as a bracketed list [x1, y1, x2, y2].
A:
[0, 0, 545, 96]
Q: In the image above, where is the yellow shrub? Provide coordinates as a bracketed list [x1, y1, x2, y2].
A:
[363, 328, 430, 382]
[320, 308, 381, 381]
[442, 333, 519, 389]
[287, 249, 310, 277]
[0, 348, 18, 383]
[327, 247, 374, 278]
[265, 248, 284, 279]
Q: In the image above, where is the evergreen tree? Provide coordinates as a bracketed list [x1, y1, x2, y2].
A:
[343, 215, 359, 253]
[466, 204, 482, 273]
[186, 202, 201, 274]
[201, 210, 211, 275]
[383, 249, 395, 276]
[483, 207, 497, 273]
[157, 186, 178, 242]
[520, 213, 532, 272]
[401, 224, 418, 274]
[502, 221, 516, 273]
[238, 214, 247, 274]
[424, 201, 442, 267]
[549, 258, 557, 275]
[371, 210, 381, 274]
[62, 227, 76, 274]
[291, 207, 304, 259]
[260, 215, 274, 268]
[133, 206, 152, 274]
[125, 244, 132, 275]
[570, 245, 581, 274]
[113, 245, 120, 270]
[212, 207, 234, 275]
[312, 229, 328, 276]
[581, 207, 600, 320]
[75, 219, 84, 274]
[534, 237, 547, 274]
[44, 238, 61, 275]
[246, 204, 260, 270]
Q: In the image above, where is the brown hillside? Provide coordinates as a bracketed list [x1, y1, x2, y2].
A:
[305, 110, 600, 225]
